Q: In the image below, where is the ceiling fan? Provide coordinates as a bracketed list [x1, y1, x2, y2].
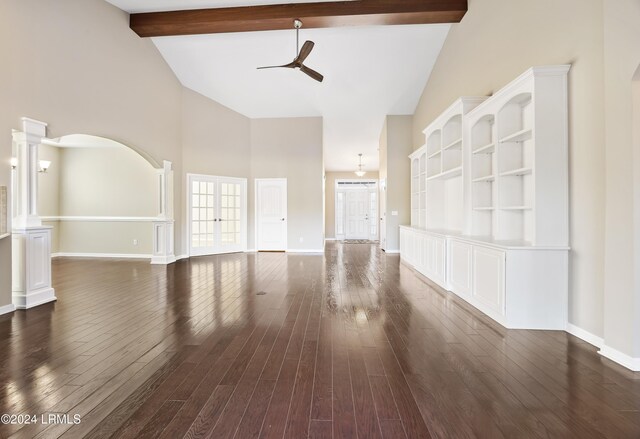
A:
[257, 19, 324, 83]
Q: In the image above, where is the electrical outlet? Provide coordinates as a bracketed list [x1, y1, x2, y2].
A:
[133, 239, 138, 246]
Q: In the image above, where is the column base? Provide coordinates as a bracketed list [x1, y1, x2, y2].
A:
[13, 287, 56, 309]
[151, 255, 177, 265]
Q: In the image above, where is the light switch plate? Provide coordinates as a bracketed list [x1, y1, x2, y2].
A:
[391, 211, 398, 216]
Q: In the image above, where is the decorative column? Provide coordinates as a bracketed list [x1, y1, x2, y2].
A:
[12, 117, 56, 309]
[151, 160, 176, 264]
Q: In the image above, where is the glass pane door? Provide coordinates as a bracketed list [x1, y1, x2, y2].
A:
[189, 176, 218, 256]
[218, 178, 243, 253]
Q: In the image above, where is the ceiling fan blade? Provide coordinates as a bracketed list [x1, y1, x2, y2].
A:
[257, 61, 296, 70]
[300, 64, 324, 82]
[295, 41, 315, 64]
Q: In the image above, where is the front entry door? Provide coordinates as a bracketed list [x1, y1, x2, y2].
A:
[256, 179, 287, 251]
[188, 174, 246, 257]
[346, 190, 369, 239]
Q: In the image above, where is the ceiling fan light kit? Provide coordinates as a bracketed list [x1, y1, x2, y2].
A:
[257, 19, 324, 82]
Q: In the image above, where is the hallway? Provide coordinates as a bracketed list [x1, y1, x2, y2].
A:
[0, 242, 639, 438]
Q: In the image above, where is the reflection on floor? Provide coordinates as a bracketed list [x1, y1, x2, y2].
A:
[0, 242, 639, 438]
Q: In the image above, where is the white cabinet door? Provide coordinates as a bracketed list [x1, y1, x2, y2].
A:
[414, 233, 428, 275]
[432, 236, 446, 285]
[472, 246, 506, 315]
[257, 179, 288, 251]
[449, 240, 473, 297]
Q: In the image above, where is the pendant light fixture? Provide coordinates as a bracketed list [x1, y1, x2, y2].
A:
[355, 153, 366, 177]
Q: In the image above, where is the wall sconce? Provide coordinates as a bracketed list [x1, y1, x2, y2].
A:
[10, 157, 17, 170]
[39, 160, 51, 173]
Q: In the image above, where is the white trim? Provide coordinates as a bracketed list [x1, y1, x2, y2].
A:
[52, 252, 151, 259]
[0, 303, 16, 316]
[0, 233, 10, 240]
[255, 178, 288, 251]
[176, 254, 189, 261]
[41, 216, 157, 222]
[13, 287, 56, 309]
[245, 249, 257, 253]
[383, 249, 400, 254]
[566, 323, 604, 348]
[324, 238, 338, 241]
[599, 345, 640, 372]
[286, 249, 324, 254]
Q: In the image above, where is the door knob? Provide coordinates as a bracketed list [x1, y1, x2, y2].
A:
[281, 218, 286, 221]
[213, 218, 218, 222]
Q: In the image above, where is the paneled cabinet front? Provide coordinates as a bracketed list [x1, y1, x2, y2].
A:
[448, 239, 473, 297]
[472, 246, 506, 316]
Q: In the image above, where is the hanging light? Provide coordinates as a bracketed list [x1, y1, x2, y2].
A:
[354, 153, 366, 177]
[38, 160, 51, 173]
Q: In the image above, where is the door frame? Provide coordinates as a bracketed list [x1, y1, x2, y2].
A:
[335, 179, 379, 241]
[255, 178, 288, 251]
[186, 173, 248, 257]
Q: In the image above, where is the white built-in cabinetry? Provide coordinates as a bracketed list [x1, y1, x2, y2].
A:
[400, 66, 570, 330]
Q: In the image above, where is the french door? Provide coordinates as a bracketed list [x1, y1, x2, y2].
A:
[188, 174, 247, 256]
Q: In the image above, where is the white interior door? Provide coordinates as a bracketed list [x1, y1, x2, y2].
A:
[257, 178, 287, 251]
[346, 190, 369, 239]
[380, 181, 387, 249]
[218, 177, 246, 254]
[189, 174, 247, 256]
[189, 175, 218, 256]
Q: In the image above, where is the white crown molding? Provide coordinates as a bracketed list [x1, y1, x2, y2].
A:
[52, 252, 151, 259]
[0, 303, 16, 316]
[599, 345, 640, 372]
[42, 216, 157, 222]
[566, 323, 604, 349]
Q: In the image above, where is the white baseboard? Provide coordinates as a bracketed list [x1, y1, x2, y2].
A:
[13, 287, 57, 309]
[52, 252, 152, 259]
[286, 249, 324, 254]
[245, 249, 257, 253]
[0, 303, 16, 316]
[599, 345, 640, 371]
[566, 323, 604, 348]
[383, 249, 400, 254]
[324, 238, 337, 241]
[175, 254, 189, 261]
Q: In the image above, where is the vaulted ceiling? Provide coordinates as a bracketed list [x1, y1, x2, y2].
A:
[105, 0, 453, 171]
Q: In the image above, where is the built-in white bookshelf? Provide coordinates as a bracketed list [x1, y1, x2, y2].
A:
[409, 97, 486, 233]
[401, 65, 570, 330]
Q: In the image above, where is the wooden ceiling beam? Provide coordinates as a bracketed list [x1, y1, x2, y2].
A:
[129, 0, 467, 37]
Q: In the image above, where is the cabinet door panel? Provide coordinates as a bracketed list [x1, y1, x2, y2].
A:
[449, 240, 472, 296]
[472, 247, 505, 315]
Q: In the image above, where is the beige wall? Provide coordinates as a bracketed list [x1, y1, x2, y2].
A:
[181, 88, 251, 179]
[413, 0, 606, 338]
[380, 116, 412, 251]
[325, 171, 380, 240]
[0, 0, 183, 307]
[250, 118, 324, 251]
[602, 0, 640, 357]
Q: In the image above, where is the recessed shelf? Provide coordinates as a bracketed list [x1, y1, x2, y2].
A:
[499, 128, 532, 143]
[500, 167, 532, 177]
[473, 207, 494, 211]
[472, 175, 495, 183]
[427, 150, 441, 159]
[443, 138, 463, 151]
[427, 166, 463, 181]
[500, 206, 532, 210]
[472, 142, 495, 154]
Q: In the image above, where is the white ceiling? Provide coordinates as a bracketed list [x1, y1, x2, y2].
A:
[106, 1, 450, 171]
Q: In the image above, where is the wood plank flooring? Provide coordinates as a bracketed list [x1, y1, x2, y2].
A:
[0, 242, 639, 438]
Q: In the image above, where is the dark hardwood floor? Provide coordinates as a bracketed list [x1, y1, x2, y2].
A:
[1, 242, 639, 438]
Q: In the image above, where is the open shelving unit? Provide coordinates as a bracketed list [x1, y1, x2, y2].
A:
[401, 65, 571, 330]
